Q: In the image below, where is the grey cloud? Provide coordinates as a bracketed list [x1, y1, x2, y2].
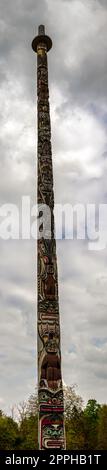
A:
[0, 0, 107, 413]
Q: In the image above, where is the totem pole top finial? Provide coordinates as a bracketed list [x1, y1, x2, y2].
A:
[38, 25, 45, 35]
[32, 25, 52, 53]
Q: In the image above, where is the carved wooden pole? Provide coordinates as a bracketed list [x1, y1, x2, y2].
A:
[32, 25, 66, 450]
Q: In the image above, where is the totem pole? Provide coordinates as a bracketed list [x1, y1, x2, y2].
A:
[32, 25, 66, 450]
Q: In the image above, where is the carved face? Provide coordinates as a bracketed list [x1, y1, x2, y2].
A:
[41, 415, 65, 449]
[39, 389, 64, 414]
[39, 388, 63, 401]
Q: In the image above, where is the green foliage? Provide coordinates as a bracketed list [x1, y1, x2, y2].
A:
[0, 415, 19, 450]
[84, 399, 101, 450]
[66, 406, 85, 449]
[84, 399, 101, 420]
[83, 399, 101, 449]
[19, 415, 38, 449]
[97, 405, 107, 449]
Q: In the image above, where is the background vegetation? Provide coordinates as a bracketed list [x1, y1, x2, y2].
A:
[0, 386, 107, 449]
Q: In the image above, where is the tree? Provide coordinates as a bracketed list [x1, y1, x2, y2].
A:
[63, 385, 84, 449]
[26, 388, 38, 417]
[83, 399, 101, 449]
[0, 415, 19, 450]
[66, 405, 85, 449]
[97, 405, 107, 449]
[17, 391, 38, 449]
[64, 384, 83, 421]
[19, 414, 38, 449]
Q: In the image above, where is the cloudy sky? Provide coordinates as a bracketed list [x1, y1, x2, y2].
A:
[0, 0, 107, 415]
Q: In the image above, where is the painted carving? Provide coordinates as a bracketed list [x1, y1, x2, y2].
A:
[32, 25, 66, 449]
[38, 319, 60, 352]
[41, 415, 65, 449]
